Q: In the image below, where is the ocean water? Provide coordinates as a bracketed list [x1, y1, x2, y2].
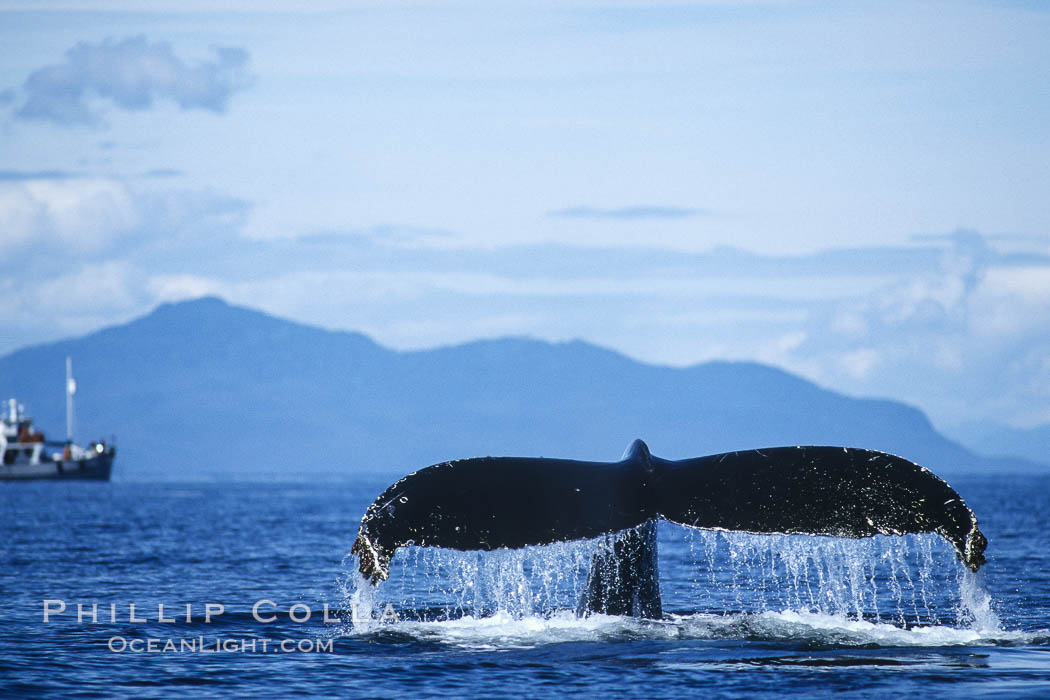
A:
[1, 474, 1048, 698]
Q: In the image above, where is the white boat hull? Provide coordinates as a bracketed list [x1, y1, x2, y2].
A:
[0, 450, 114, 481]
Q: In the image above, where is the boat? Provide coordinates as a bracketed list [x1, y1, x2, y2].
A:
[1, 358, 115, 481]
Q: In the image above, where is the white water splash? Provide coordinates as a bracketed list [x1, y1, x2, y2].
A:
[958, 568, 1002, 633]
[339, 608, 1041, 651]
[341, 527, 1014, 646]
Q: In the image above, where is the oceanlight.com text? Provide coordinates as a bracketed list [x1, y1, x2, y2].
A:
[107, 636, 334, 654]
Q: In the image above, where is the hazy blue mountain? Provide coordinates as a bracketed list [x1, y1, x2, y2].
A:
[1, 297, 1041, 480]
[946, 421, 1050, 468]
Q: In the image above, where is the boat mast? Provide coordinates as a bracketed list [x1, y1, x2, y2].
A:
[66, 356, 76, 444]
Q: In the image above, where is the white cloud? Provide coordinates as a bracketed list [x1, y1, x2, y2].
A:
[2, 260, 142, 339]
[0, 176, 249, 263]
[0, 178, 139, 255]
[837, 348, 879, 380]
[981, 266, 1050, 303]
[146, 274, 224, 302]
[784, 233, 1050, 426]
[29, 260, 139, 313]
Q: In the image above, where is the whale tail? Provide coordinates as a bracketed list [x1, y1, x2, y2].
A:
[352, 441, 986, 596]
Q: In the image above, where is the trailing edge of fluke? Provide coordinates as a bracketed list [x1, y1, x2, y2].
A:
[352, 440, 987, 590]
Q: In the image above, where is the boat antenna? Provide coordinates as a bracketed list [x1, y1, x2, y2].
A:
[66, 356, 76, 445]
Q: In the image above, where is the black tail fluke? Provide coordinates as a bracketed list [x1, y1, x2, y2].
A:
[352, 442, 986, 585]
[352, 455, 652, 584]
[654, 447, 986, 572]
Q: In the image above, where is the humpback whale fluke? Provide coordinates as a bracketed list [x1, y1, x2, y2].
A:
[352, 440, 986, 615]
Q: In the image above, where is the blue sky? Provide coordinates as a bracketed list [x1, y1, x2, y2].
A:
[1, 1, 1049, 432]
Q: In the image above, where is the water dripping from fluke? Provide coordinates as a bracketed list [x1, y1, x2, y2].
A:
[339, 527, 1014, 648]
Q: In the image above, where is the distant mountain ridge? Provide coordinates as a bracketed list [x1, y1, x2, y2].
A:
[1, 297, 1041, 480]
[946, 421, 1050, 469]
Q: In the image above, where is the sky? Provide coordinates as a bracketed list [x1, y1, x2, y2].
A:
[1, 0, 1049, 434]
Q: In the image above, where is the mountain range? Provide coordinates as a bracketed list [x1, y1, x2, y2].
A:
[1, 297, 1043, 480]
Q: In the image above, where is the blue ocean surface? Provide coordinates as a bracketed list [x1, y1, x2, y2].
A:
[1, 474, 1048, 698]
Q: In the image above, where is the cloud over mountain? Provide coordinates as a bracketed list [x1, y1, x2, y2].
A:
[10, 37, 251, 125]
[1, 189, 1047, 433]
